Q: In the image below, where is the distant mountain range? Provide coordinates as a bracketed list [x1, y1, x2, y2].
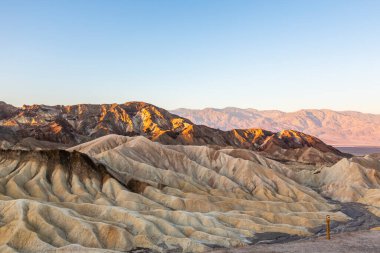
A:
[171, 108, 380, 146]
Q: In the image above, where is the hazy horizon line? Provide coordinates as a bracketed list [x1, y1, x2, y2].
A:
[2, 99, 380, 116]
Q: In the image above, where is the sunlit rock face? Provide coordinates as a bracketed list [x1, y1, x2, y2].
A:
[0, 102, 185, 145]
[0, 101, 344, 164]
[0, 135, 349, 252]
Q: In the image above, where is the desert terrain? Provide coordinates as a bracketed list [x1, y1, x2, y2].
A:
[0, 102, 379, 252]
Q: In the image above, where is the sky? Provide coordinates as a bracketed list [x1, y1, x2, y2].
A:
[0, 0, 380, 113]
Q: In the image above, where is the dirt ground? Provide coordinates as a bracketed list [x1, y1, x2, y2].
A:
[208, 230, 380, 253]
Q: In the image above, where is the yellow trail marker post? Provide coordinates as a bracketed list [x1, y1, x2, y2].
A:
[326, 215, 331, 240]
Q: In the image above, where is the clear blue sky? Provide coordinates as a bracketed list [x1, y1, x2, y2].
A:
[1, 0, 380, 113]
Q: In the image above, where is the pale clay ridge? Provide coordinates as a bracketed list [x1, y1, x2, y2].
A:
[0, 134, 355, 252]
[171, 108, 380, 146]
[292, 154, 380, 216]
[206, 147, 380, 217]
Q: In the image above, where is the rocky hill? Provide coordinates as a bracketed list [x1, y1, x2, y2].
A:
[0, 101, 344, 163]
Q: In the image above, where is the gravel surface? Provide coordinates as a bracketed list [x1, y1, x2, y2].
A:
[207, 201, 380, 253]
[208, 230, 380, 253]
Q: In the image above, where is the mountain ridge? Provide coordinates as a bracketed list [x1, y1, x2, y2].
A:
[0, 101, 344, 164]
[171, 107, 380, 146]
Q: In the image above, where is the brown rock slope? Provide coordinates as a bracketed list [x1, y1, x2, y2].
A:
[0, 135, 349, 252]
[0, 101, 345, 164]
